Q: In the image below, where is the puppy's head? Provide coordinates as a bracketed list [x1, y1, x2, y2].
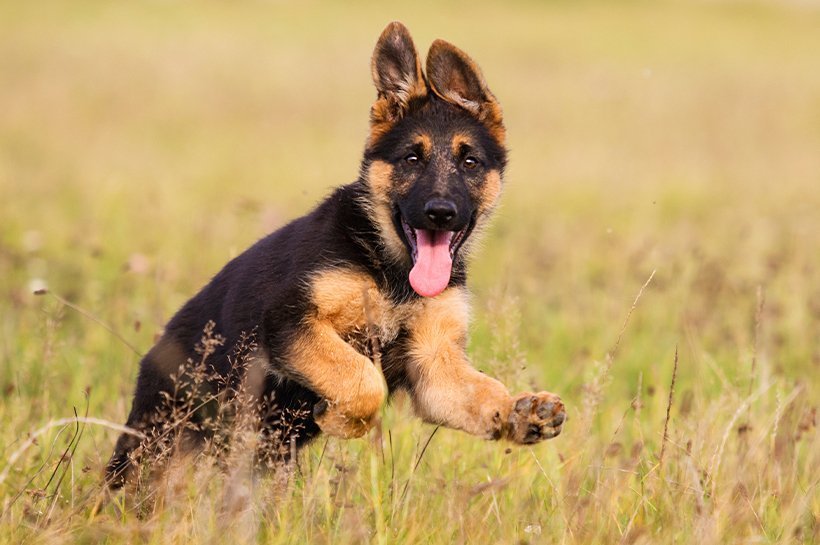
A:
[363, 22, 507, 298]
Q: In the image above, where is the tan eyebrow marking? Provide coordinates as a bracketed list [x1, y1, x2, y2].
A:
[451, 133, 474, 156]
[413, 133, 433, 157]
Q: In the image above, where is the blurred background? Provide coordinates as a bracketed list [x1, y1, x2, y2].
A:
[1, 1, 818, 542]
[3, 0, 818, 401]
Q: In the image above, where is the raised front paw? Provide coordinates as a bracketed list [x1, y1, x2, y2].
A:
[313, 386, 384, 439]
[507, 392, 566, 444]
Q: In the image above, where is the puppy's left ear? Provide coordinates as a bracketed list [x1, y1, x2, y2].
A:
[426, 40, 505, 144]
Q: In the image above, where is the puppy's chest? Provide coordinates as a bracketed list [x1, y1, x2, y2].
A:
[339, 305, 412, 358]
[310, 269, 419, 355]
[335, 292, 417, 357]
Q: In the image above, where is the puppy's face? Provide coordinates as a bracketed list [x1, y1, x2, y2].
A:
[364, 22, 507, 298]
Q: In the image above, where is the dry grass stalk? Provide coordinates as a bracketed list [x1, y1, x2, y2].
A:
[582, 269, 657, 426]
[659, 345, 679, 467]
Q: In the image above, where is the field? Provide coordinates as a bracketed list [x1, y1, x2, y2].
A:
[1, 1, 819, 543]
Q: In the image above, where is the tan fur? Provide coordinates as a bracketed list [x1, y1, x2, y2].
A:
[450, 133, 472, 157]
[364, 161, 410, 265]
[415, 133, 433, 157]
[482, 101, 506, 145]
[450, 134, 503, 214]
[310, 268, 412, 342]
[404, 287, 512, 438]
[477, 170, 502, 215]
[366, 159, 395, 197]
[404, 287, 565, 441]
[369, 100, 401, 147]
[289, 268, 415, 438]
[288, 321, 384, 438]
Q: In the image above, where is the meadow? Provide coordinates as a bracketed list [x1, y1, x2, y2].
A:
[1, 1, 818, 543]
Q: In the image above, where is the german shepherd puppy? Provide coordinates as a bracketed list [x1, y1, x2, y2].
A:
[106, 22, 565, 487]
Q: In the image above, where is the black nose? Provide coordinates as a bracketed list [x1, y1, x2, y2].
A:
[424, 199, 457, 227]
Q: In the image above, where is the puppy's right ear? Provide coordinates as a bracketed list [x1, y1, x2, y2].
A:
[369, 22, 426, 146]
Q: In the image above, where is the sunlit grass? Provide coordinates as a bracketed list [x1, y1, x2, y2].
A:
[1, 1, 818, 543]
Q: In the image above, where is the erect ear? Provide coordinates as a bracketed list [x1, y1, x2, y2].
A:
[369, 22, 427, 145]
[426, 39, 505, 143]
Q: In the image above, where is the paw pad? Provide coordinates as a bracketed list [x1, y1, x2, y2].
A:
[508, 392, 566, 444]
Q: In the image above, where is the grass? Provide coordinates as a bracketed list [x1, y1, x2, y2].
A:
[1, 0, 819, 543]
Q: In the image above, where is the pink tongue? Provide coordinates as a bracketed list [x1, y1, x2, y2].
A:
[409, 230, 453, 297]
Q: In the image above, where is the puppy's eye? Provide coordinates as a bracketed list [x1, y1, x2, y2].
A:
[405, 153, 419, 165]
[463, 156, 479, 170]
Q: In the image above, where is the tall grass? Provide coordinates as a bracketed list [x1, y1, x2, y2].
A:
[1, 1, 818, 543]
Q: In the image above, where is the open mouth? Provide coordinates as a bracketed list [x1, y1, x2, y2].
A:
[396, 211, 476, 298]
[400, 218, 469, 262]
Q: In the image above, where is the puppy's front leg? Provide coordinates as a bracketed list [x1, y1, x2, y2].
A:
[288, 319, 386, 439]
[284, 269, 393, 439]
[406, 288, 566, 443]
